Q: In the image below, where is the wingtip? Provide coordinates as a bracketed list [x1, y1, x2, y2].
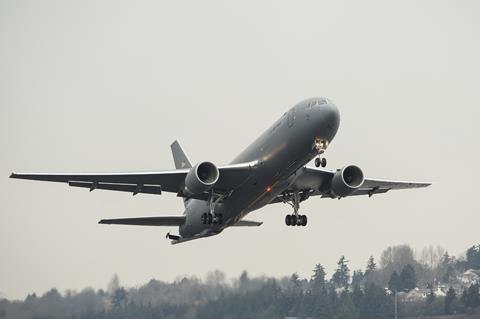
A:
[9, 172, 16, 178]
[98, 219, 107, 224]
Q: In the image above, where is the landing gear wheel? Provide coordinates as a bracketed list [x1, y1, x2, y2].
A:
[315, 157, 321, 167]
[285, 215, 292, 226]
[296, 215, 303, 226]
[291, 215, 297, 226]
[301, 215, 308, 226]
[321, 158, 327, 167]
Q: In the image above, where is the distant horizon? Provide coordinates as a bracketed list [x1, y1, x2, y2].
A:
[2, 242, 477, 301]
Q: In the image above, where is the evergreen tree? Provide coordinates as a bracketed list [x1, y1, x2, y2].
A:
[311, 263, 327, 292]
[444, 286, 456, 315]
[290, 272, 301, 290]
[399, 264, 416, 292]
[111, 287, 127, 311]
[335, 290, 358, 319]
[238, 270, 250, 293]
[464, 283, 480, 308]
[352, 284, 364, 308]
[439, 252, 456, 283]
[359, 283, 392, 319]
[332, 256, 350, 288]
[388, 271, 400, 292]
[351, 270, 365, 287]
[365, 256, 376, 276]
[466, 244, 480, 269]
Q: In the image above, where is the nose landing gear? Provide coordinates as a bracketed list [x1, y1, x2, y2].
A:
[315, 157, 327, 168]
[313, 138, 329, 168]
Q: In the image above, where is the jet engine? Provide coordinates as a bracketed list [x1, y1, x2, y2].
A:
[184, 161, 219, 195]
[331, 165, 364, 197]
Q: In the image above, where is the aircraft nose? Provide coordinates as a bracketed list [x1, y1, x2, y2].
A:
[321, 101, 340, 134]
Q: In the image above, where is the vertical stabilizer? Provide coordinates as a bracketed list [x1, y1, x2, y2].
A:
[171, 140, 193, 169]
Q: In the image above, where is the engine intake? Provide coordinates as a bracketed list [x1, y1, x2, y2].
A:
[331, 165, 364, 197]
[184, 161, 219, 195]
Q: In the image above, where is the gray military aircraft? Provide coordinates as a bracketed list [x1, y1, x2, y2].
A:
[10, 97, 430, 244]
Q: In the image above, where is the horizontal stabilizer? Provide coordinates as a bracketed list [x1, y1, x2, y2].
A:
[99, 216, 186, 226]
[233, 220, 263, 227]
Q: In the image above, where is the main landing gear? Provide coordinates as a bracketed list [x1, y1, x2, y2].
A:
[201, 212, 223, 225]
[200, 190, 230, 225]
[285, 214, 307, 226]
[283, 191, 308, 227]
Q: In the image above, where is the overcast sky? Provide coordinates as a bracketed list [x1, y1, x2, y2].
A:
[1, 0, 479, 300]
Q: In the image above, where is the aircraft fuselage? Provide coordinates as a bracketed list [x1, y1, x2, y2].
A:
[179, 98, 340, 239]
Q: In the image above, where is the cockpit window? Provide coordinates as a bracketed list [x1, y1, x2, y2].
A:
[318, 98, 327, 105]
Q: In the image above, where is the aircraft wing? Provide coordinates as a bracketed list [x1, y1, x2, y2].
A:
[9, 161, 257, 198]
[271, 166, 431, 203]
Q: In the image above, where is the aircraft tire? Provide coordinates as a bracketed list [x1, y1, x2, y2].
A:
[301, 215, 308, 226]
[291, 215, 297, 226]
[285, 215, 291, 226]
[321, 158, 327, 167]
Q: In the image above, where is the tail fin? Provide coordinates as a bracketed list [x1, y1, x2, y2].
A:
[171, 140, 192, 169]
[171, 140, 192, 207]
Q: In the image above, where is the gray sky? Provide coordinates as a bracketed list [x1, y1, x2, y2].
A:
[1, 0, 479, 300]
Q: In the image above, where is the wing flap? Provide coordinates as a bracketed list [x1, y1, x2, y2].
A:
[99, 216, 186, 226]
[69, 181, 162, 195]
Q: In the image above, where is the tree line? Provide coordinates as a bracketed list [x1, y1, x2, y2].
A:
[1, 244, 479, 319]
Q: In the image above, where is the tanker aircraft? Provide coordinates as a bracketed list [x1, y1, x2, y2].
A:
[10, 97, 430, 244]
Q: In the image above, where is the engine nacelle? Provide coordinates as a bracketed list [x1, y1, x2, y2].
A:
[331, 165, 364, 197]
[184, 161, 219, 195]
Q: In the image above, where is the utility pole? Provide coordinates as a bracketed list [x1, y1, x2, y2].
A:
[395, 290, 398, 319]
